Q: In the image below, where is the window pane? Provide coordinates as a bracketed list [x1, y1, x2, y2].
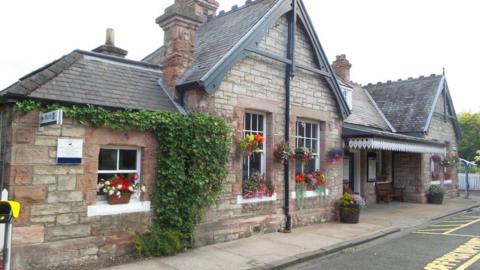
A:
[305, 138, 312, 150]
[312, 124, 318, 138]
[252, 114, 258, 131]
[242, 156, 249, 181]
[258, 115, 264, 132]
[298, 122, 304, 137]
[249, 152, 262, 176]
[306, 123, 311, 139]
[99, 149, 117, 170]
[119, 150, 137, 170]
[303, 159, 316, 173]
[297, 138, 304, 148]
[312, 139, 318, 153]
[245, 113, 251, 130]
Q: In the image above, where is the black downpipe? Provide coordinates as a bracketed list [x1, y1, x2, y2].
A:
[283, 0, 296, 233]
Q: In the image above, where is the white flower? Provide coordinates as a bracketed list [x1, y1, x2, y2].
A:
[116, 191, 121, 197]
[108, 189, 114, 195]
[128, 186, 134, 192]
[117, 184, 122, 189]
[105, 181, 110, 186]
[141, 186, 146, 193]
[103, 188, 108, 193]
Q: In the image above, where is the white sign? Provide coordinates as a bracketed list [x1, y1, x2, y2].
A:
[39, 110, 63, 127]
[57, 138, 83, 164]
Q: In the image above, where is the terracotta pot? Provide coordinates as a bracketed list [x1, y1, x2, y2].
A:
[339, 207, 360, 224]
[107, 193, 132, 205]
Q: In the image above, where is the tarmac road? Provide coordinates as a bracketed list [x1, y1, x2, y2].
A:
[286, 208, 480, 270]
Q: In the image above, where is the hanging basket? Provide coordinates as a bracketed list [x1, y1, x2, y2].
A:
[107, 193, 132, 205]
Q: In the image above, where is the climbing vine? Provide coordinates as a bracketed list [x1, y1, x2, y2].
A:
[15, 100, 232, 256]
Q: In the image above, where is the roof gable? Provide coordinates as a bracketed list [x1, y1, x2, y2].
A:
[176, 0, 350, 118]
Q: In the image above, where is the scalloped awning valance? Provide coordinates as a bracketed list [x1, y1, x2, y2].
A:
[348, 138, 445, 154]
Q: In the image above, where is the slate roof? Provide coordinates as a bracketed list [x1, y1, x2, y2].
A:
[345, 83, 393, 131]
[365, 74, 443, 133]
[0, 50, 180, 112]
[142, 46, 165, 65]
[178, 0, 279, 85]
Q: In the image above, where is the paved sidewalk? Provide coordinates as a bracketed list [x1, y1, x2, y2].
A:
[102, 196, 480, 270]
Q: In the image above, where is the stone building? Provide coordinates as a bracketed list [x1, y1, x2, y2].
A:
[0, 0, 461, 269]
[335, 55, 461, 204]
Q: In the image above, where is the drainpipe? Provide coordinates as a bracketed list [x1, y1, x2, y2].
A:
[283, 0, 297, 233]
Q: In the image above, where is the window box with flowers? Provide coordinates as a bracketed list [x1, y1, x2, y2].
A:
[87, 147, 150, 217]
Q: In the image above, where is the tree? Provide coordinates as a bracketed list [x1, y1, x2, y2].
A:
[475, 150, 480, 165]
[458, 112, 480, 161]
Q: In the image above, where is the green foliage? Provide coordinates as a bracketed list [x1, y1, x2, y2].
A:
[135, 229, 183, 257]
[427, 184, 446, 196]
[15, 100, 232, 256]
[458, 112, 480, 161]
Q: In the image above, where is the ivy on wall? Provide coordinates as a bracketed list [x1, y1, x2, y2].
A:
[15, 100, 232, 256]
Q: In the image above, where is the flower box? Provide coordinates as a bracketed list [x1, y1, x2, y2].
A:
[107, 193, 132, 205]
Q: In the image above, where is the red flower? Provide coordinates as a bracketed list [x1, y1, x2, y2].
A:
[254, 134, 265, 143]
[295, 174, 305, 185]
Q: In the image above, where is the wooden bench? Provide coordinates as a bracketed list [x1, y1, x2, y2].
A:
[375, 182, 404, 204]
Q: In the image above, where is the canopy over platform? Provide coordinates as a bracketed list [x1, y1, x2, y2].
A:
[348, 137, 445, 154]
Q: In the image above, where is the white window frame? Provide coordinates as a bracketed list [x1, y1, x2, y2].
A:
[295, 120, 320, 171]
[243, 112, 266, 178]
[341, 86, 353, 110]
[88, 146, 149, 217]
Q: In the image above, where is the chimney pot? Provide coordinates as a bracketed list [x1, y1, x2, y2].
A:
[106, 28, 115, 46]
[92, 28, 128, 58]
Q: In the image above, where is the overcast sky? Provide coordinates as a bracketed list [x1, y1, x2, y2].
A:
[1, 0, 479, 113]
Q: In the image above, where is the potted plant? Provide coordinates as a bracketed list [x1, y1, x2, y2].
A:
[98, 174, 146, 205]
[337, 193, 366, 224]
[427, 184, 445, 204]
[239, 134, 264, 156]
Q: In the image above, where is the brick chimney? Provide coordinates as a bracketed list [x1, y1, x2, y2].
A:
[156, 0, 219, 95]
[332, 54, 352, 82]
[93, 28, 128, 58]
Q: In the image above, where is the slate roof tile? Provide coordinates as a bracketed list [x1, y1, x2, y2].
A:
[365, 75, 443, 133]
[0, 50, 179, 112]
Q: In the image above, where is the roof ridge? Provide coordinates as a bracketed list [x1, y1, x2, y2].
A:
[76, 50, 162, 70]
[365, 73, 442, 87]
[215, 0, 268, 19]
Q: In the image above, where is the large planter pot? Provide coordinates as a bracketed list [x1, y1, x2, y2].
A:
[427, 193, 444, 204]
[339, 207, 360, 224]
[107, 193, 132, 205]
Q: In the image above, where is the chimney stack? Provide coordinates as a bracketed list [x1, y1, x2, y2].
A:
[156, 0, 219, 95]
[332, 54, 352, 82]
[93, 28, 128, 58]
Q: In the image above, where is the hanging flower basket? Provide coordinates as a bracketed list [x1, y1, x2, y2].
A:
[239, 134, 264, 157]
[327, 148, 343, 164]
[274, 142, 294, 164]
[293, 147, 314, 165]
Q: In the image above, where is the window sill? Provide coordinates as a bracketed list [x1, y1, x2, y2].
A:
[237, 193, 277, 205]
[87, 199, 151, 217]
[291, 189, 330, 199]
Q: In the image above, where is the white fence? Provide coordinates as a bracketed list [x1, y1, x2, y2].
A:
[458, 173, 480, 190]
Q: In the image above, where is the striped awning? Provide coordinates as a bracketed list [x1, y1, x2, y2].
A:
[348, 138, 445, 154]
